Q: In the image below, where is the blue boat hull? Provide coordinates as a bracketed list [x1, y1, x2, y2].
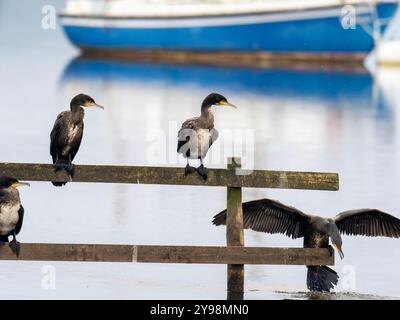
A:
[60, 3, 398, 53]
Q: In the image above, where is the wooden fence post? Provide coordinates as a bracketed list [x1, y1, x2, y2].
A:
[226, 157, 244, 300]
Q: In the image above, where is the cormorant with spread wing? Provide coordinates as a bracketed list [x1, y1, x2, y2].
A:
[177, 93, 236, 180]
[0, 176, 30, 256]
[213, 198, 400, 292]
[50, 94, 104, 186]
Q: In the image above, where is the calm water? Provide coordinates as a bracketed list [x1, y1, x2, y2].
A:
[0, 0, 400, 299]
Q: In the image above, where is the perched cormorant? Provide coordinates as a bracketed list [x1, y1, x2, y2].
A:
[50, 94, 104, 186]
[0, 176, 30, 256]
[213, 198, 400, 293]
[177, 93, 236, 180]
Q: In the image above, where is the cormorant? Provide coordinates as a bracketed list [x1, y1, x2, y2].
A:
[50, 94, 104, 186]
[213, 198, 400, 293]
[0, 176, 30, 256]
[177, 93, 236, 180]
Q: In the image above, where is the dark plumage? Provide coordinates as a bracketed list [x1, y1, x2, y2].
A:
[213, 198, 400, 293]
[0, 176, 30, 256]
[50, 94, 104, 186]
[177, 93, 236, 180]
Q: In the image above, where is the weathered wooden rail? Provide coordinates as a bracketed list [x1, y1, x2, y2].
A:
[0, 243, 333, 265]
[0, 162, 339, 190]
[0, 160, 338, 299]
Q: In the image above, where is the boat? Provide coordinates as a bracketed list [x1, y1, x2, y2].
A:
[59, 0, 399, 57]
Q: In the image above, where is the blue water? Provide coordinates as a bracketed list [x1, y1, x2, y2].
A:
[0, 0, 400, 299]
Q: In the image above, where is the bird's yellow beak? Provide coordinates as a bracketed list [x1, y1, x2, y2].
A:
[11, 181, 30, 188]
[83, 101, 104, 109]
[217, 100, 237, 108]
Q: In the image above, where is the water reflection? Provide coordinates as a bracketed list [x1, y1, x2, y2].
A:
[62, 56, 386, 107]
[276, 290, 394, 300]
[59, 56, 396, 169]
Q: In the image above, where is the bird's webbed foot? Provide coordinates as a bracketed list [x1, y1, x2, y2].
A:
[327, 245, 335, 257]
[196, 164, 208, 181]
[9, 236, 20, 257]
[184, 163, 196, 177]
[53, 163, 63, 173]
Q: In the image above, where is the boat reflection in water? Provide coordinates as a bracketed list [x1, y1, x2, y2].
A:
[61, 56, 389, 108]
[59, 56, 395, 172]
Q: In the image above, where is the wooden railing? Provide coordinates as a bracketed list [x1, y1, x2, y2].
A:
[0, 159, 339, 299]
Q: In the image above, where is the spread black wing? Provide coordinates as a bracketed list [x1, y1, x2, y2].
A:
[334, 209, 400, 237]
[212, 198, 310, 239]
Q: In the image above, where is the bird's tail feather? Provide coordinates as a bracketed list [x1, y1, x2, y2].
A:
[51, 181, 67, 187]
[307, 266, 338, 293]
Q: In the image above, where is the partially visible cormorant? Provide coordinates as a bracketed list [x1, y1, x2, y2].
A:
[213, 198, 400, 293]
[177, 93, 236, 180]
[0, 176, 30, 256]
[50, 94, 104, 186]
